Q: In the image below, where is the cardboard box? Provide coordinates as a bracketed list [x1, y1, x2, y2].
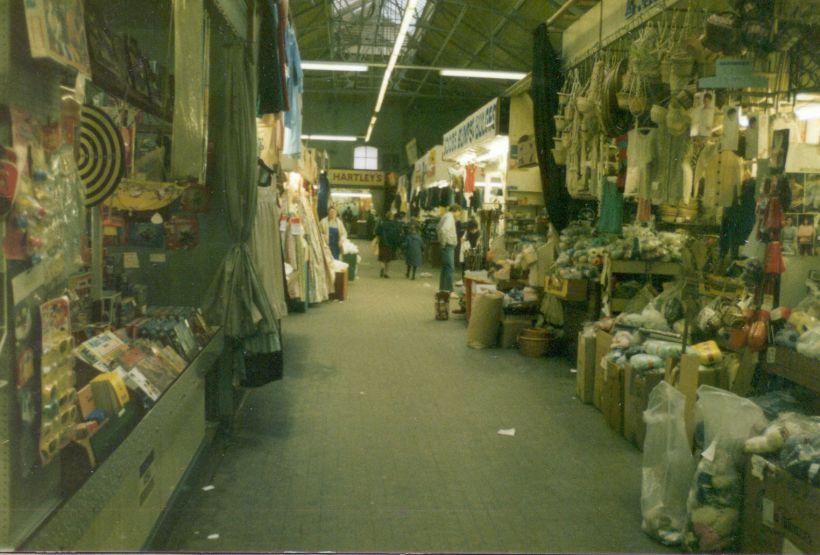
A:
[666, 354, 723, 444]
[602, 362, 625, 435]
[593, 330, 612, 410]
[545, 276, 588, 301]
[576, 332, 596, 403]
[623, 368, 664, 449]
[741, 454, 820, 554]
[334, 269, 348, 301]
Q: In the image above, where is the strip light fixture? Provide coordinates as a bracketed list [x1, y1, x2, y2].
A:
[301, 61, 369, 72]
[302, 134, 359, 142]
[439, 68, 527, 80]
[366, 0, 418, 142]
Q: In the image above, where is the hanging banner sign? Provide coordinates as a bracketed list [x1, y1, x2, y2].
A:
[327, 169, 385, 188]
[443, 98, 500, 159]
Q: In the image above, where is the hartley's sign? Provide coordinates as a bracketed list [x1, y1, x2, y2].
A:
[327, 169, 385, 187]
[443, 98, 500, 159]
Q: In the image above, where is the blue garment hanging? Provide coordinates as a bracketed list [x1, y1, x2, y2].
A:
[283, 22, 303, 156]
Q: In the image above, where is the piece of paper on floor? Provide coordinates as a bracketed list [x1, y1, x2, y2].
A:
[569, 368, 578, 374]
[202, 485, 215, 491]
[420, 272, 432, 277]
[207, 533, 220, 540]
[497, 428, 516, 437]
[422, 283, 431, 288]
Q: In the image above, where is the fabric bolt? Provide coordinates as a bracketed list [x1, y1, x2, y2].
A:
[440, 245, 455, 292]
[405, 233, 423, 268]
[597, 178, 624, 234]
[437, 211, 458, 246]
[465, 163, 477, 193]
[694, 142, 743, 208]
[257, 0, 287, 116]
[317, 172, 330, 219]
[624, 128, 657, 198]
[283, 22, 303, 156]
[249, 186, 289, 320]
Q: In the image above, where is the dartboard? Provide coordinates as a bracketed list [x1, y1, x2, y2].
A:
[78, 105, 125, 206]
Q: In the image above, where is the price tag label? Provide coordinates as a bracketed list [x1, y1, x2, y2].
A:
[123, 252, 140, 269]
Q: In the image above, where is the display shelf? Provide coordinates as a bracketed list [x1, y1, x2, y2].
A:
[764, 346, 820, 395]
[89, 71, 172, 123]
[24, 328, 224, 551]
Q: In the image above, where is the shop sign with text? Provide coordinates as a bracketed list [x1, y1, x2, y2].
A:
[443, 99, 499, 159]
[327, 169, 385, 187]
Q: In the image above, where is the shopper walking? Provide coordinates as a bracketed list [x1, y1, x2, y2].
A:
[404, 221, 423, 280]
[319, 206, 347, 260]
[437, 204, 461, 292]
[375, 213, 402, 278]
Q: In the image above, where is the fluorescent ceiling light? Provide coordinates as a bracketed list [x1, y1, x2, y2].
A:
[301, 61, 368, 72]
[440, 69, 527, 81]
[370, 0, 418, 128]
[302, 134, 358, 142]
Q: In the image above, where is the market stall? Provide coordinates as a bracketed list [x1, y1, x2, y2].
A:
[538, 0, 820, 552]
[0, 0, 309, 549]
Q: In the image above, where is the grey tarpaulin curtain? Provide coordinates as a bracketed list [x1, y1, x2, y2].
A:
[204, 42, 280, 352]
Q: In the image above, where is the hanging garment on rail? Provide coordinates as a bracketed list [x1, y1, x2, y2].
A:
[283, 21, 303, 156]
[258, 0, 287, 116]
[317, 172, 330, 220]
[719, 177, 757, 256]
[597, 178, 624, 234]
[624, 127, 657, 198]
[249, 186, 289, 320]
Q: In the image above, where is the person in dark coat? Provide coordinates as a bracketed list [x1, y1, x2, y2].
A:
[404, 221, 423, 280]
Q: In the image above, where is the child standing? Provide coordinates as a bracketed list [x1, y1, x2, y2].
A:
[405, 222, 423, 280]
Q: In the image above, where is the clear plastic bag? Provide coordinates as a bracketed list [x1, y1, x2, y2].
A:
[641, 381, 696, 546]
[684, 386, 769, 551]
[696, 385, 768, 459]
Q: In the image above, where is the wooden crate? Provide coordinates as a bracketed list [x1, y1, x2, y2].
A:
[545, 276, 588, 301]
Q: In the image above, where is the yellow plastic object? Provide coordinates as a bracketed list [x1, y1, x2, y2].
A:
[788, 311, 818, 334]
[689, 340, 723, 365]
[91, 371, 130, 407]
[104, 178, 188, 211]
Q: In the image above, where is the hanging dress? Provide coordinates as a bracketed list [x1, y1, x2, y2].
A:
[249, 186, 289, 320]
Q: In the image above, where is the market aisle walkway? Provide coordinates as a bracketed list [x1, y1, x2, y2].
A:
[156, 243, 665, 553]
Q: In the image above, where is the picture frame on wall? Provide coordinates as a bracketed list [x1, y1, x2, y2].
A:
[84, 4, 126, 84]
[23, 0, 91, 75]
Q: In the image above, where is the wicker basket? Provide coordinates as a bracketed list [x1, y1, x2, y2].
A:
[518, 328, 550, 357]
